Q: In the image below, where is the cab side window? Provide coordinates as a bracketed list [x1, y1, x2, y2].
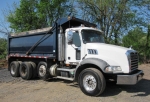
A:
[72, 31, 81, 47]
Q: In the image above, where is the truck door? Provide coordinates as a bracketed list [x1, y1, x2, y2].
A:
[65, 30, 81, 64]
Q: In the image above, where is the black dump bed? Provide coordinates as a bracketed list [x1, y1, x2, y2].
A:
[8, 17, 96, 59]
[9, 28, 56, 58]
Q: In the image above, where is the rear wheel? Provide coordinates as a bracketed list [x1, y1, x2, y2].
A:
[37, 62, 50, 80]
[19, 62, 32, 80]
[10, 61, 20, 77]
[78, 68, 106, 96]
[29, 62, 37, 79]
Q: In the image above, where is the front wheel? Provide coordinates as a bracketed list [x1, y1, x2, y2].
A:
[78, 68, 106, 96]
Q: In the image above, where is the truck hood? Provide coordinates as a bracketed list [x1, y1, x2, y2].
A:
[85, 43, 134, 73]
[86, 43, 131, 53]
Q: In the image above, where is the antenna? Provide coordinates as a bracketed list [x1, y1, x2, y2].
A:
[129, 45, 132, 49]
[68, 12, 72, 28]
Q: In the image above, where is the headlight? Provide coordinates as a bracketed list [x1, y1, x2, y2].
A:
[105, 66, 122, 73]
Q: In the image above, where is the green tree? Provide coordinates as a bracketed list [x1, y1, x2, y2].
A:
[0, 38, 7, 59]
[77, 0, 137, 45]
[122, 27, 146, 50]
[37, 0, 72, 27]
[122, 27, 150, 62]
[7, 0, 39, 32]
[7, 0, 70, 32]
[145, 25, 150, 62]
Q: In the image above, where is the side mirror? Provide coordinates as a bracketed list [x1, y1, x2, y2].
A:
[67, 30, 73, 44]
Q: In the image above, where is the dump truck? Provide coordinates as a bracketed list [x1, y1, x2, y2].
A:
[8, 17, 144, 96]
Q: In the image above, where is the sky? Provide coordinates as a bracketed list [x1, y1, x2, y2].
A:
[0, 0, 19, 38]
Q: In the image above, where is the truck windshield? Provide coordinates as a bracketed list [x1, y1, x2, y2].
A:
[81, 30, 104, 43]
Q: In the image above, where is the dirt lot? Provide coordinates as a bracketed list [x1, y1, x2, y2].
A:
[0, 64, 150, 102]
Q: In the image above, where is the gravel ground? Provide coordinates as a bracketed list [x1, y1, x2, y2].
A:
[0, 64, 150, 102]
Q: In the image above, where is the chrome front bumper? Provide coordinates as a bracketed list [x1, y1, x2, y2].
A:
[117, 70, 144, 85]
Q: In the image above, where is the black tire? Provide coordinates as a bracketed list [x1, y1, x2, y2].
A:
[19, 62, 32, 80]
[10, 61, 20, 77]
[37, 62, 50, 81]
[78, 68, 106, 96]
[29, 62, 37, 79]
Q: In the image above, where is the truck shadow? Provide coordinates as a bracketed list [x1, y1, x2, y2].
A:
[101, 79, 150, 97]
[47, 78, 150, 97]
[2, 68, 149, 97]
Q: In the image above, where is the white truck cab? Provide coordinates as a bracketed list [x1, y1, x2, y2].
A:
[63, 26, 143, 96]
[65, 27, 139, 73]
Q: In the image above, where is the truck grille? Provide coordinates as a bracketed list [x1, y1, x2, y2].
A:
[130, 52, 138, 70]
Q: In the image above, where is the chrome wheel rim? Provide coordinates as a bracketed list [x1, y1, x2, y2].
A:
[39, 65, 46, 77]
[83, 75, 97, 92]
